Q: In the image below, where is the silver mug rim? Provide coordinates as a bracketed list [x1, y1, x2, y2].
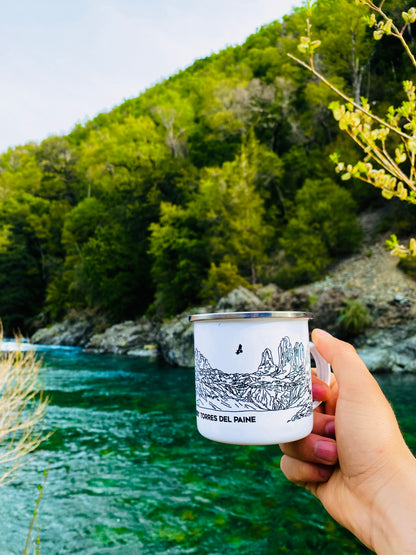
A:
[189, 311, 313, 322]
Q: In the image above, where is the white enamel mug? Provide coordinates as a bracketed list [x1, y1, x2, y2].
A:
[189, 311, 331, 445]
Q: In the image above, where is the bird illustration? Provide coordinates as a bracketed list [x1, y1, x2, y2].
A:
[236, 344, 243, 355]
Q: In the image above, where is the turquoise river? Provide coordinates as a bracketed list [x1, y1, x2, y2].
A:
[0, 343, 415, 554]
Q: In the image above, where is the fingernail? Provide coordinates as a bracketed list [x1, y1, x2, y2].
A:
[324, 421, 336, 438]
[312, 383, 328, 401]
[315, 440, 337, 462]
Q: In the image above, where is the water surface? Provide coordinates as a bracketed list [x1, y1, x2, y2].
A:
[0, 345, 413, 554]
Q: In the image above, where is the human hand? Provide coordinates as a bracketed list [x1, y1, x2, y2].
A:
[279, 329, 416, 554]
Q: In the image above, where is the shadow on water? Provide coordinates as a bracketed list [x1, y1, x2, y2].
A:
[0, 347, 412, 554]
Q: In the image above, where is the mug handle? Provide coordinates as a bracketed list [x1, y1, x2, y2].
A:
[309, 341, 331, 409]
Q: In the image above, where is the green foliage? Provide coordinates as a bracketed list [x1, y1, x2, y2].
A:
[290, 0, 416, 259]
[62, 197, 106, 248]
[148, 203, 209, 316]
[148, 133, 273, 314]
[276, 230, 331, 288]
[36, 136, 81, 202]
[201, 261, 251, 304]
[337, 299, 371, 338]
[0, 1, 409, 329]
[297, 178, 363, 255]
[0, 234, 44, 332]
[81, 223, 153, 320]
[397, 254, 416, 278]
[277, 178, 363, 287]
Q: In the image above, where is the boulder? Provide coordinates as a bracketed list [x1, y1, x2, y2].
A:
[30, 282, 416, 372]
[157, 313, 195, 367]
[356, 346, 392, 373]
[309, 288, 348, 334]
[356, 323, 416, 373]
[268, 286, 347, 335]
[31, 320, 93, 347]
[86, 318, 157, 356]
[215, 286, 265, 312]
[254, 283, 282, 306]
[270, 289, 311, 312]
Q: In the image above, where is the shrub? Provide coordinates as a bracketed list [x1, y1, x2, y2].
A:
[337, 299, 371, 338]
[201, 261, 251, 304]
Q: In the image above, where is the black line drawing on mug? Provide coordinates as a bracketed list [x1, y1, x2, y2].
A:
[195, 336, 312, 421]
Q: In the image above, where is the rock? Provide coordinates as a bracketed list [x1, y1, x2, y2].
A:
[31, 320, 93, 347]
[156, 285, 344, 368]
[309, 288, 348, 334]
[157, 313, 194, 367]
[356, 323, 416, 373]
[270, 289, 311, 312]
[85, 318, 156, 356]
[254, 283, 282, 306]
[389, 334, 416, 372]
[357, 344, 416, 373]
[393, 294, 408, 304]
[215, 286, 264, 312]
[304, 240, 416, 328]
[268, 286, 347, 335]
[356, 347, 392, 373]
[29, 239, 416, 371]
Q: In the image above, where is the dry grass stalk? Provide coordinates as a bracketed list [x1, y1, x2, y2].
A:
[0, 334, 49, 486]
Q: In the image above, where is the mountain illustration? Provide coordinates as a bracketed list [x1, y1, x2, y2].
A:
[195, 336, 312, 420]
[257, 348, 278, 375]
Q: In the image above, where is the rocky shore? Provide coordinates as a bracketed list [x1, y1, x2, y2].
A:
[30, 235, 416, 373]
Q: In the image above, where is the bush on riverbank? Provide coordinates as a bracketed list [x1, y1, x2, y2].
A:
[337, 299, 371, 339]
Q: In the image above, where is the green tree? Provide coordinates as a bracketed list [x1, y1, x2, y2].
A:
[0, 144, 42, 197]
[35, 135, 82, 203]
[0, 196, 48, 332]
[149, 132, 272, 314]
[48, 114, 179, 319]
[45, 197, 107, 317]
[195, 131, 272, 282]
[148, 202, 209, 316]
[311, 0, 374, 103]
[277, 178, 363, 286]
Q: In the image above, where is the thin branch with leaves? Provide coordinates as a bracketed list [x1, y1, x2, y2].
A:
[288, 0, 416, 258]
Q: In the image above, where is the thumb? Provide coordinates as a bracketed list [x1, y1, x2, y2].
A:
[311, 328, 379, 401]
[311, 330, 411, 471]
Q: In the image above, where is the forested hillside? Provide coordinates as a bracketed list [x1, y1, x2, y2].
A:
[1, 0, 415, 334]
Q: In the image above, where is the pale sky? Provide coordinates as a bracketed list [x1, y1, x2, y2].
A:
[0, 0, 302, 154]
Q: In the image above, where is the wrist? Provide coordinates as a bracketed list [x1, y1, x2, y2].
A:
[372, 451, 416, 554]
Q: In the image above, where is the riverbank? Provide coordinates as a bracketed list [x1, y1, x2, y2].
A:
[30, 231, 416, 372]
